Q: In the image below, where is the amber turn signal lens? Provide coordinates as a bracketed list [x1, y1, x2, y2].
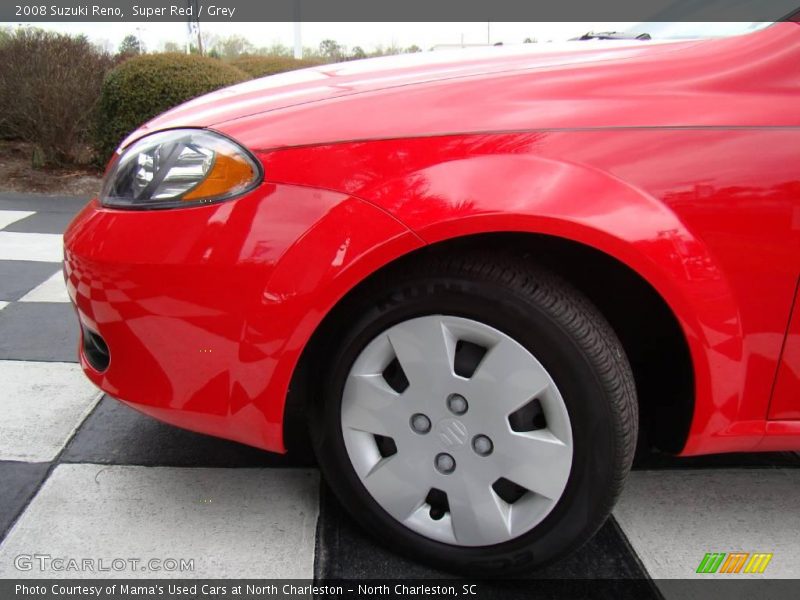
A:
[182, 152, 255, 201]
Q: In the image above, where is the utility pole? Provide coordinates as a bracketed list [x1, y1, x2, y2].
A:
[293, 22, 302, 59]
[187, 0, 203, 55]
[186, 0, 193, 53]
[293, 1, 302, 59]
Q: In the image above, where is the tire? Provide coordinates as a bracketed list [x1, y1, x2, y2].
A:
[309, 251, 637, 574]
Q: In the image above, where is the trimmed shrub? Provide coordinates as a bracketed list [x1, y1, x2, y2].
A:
[0, 29, 114, 165]
[228, 54, 323, 78]
[94, 53, 249, 164]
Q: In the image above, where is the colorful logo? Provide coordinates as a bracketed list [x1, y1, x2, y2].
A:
[696, 552, 773, 574]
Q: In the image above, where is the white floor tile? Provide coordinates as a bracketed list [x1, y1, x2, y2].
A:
[19, 270, 69, 303]
[0, 465, 320, 578]
[0, 361, 101, 461]
[614, 469, 800, 587]
[0, 211, 35, 230]
[0, 232, 62, 262]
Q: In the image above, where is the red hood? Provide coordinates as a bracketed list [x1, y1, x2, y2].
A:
[121, 24, 798, 150]
[124, 40, 695, 145]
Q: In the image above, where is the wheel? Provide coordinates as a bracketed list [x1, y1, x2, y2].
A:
[309, 252, 637, 574]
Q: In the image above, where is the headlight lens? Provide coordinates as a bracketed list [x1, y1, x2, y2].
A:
[101, 129, 261, 209]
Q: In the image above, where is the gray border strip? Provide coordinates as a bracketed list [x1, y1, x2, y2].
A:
[2, 0, 799, 23]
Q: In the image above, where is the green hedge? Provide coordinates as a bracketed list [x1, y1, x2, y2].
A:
[228, 55, 323, 78]
[94, 53, 249, 163]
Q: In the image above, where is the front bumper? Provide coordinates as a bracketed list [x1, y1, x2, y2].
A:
[64, 183, 421, 452]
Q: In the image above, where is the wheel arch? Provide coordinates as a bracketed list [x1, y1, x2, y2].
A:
[286, 231, 698, 456]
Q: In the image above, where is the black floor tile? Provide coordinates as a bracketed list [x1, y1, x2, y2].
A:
[62, 395, 316, 467]
[0, 261, 60, 301]
[3, 211, 76, 234]
[0, 302, 78, 362]
[315, 485, 655, 598]
[0, 461, 50, 539]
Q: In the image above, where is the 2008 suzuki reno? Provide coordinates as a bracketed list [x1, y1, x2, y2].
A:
[64, 21, 800, 573]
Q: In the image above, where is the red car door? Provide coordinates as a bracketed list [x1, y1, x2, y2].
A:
[770, 281, 800, 420]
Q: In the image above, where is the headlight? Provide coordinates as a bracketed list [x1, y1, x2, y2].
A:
[101, 129, 261, 209]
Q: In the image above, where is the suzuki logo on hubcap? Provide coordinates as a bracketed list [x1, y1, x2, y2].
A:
[436, 418, 468, 447]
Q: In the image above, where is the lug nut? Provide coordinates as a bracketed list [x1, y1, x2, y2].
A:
[435, 453, 456, 474]
[472, 434, 494, 456]
[410, 413, 431, 434]
[447, 393, 468, 415]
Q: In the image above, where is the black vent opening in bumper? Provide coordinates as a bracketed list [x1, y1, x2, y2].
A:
[82, 325, 110, 372]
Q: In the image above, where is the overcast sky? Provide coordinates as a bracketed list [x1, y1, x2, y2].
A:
[13, 21, 634, 52]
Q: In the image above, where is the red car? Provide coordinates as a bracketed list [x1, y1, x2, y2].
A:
[64, 21, 800, 573]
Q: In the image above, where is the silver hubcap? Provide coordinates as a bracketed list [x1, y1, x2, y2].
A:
[341, 315, 573, 547]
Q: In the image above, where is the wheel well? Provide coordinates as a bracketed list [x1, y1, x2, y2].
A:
[286, 233, 694, 456]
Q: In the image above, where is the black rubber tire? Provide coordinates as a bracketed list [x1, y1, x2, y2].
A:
[309, 251, 638, 575]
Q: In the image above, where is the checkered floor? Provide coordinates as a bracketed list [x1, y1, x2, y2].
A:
[0, 193, 799, 595]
